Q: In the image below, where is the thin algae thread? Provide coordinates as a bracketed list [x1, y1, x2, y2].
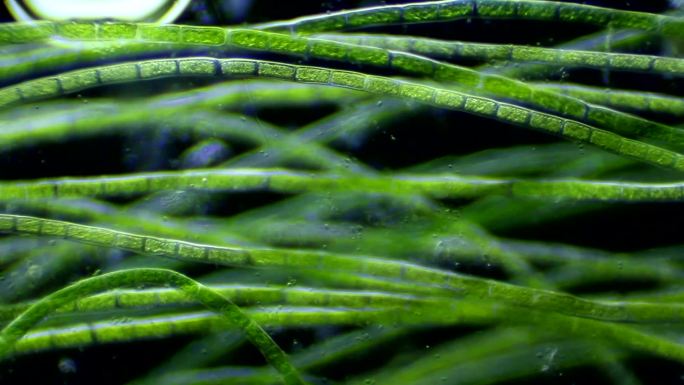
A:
[8, 296, 684, 366]
[2, 214, 684, 324]
[315, 33, 684, 77]
[0, 284, 430, 322]
[0, 268, 306, 385]
[0, 22, 680, 150]
[0, 58, 681, 170]
[2, 167, 684, 201]
[251, 0, 684, 37]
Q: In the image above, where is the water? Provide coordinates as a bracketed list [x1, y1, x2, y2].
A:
[0, 1, 682, 384]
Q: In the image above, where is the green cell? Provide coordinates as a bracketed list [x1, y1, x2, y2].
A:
[100, 22, 137, 39]
[434, 90, 465, 108]
[56, 180, 103, 197]
[229, 29, 269, 49]
[114, 233, 146, 251]
[589, 129, 623, 153]
[398, 83, 434, 102]
[610, 54, 652, 71]
[181, 26, 225, 45]
[346, 8, 402, 27]
[644, 146, 677, 168]
[482, 76, 533, 102]
[51, 327, 93, 349]
[558, 50, 606, 67]
[178, 243, 207, 261]
[411, 38, 454, 57]
[558, 5, 610, 25]
[179, 59, 216, 75]
[529, 113, 563, 134]
[464, 97, 498, 115]
[17, 78, 61, 100]
[618, 139, 646, 159]
[365, 77, 401, 96]
[66, 225, 116, 245]
[562, 121, 592, 141]
[477, 2, 518, 18]
[294, 15, 346, 34]
[295, 67, 331, 83]
[0, 217, 15, 231]
[144, 238, 178, 256]
[138, 24, 182, 42]
[221, 60, 257, 75]
[517, 2, 556, 19]
[56, 22, 97, 39]
[497, 104, 530, 124]
[0, 21, 55, 43]
[15, 217, 42, 234]
[588, 106, 648, 137]
[308, 39, 349, 61]
[101, 176, 148, 195]
[390, 51, 435, 75]
[510, 46, 547, 62]
[609, 9, 659, 30]
[347, 45, 390, 66]
[437, 2, 473, 19]
[330, 71, 366, 89]
[403, 4, 439, 22]
[139, 60, 178, 79]
[0, 89, 21, 107]
[41, 220, 67, 237]
[265, 33, 308, 54]
[97, 64, 140, 83]
[535, 83, 684, 118]
[653, 58, 684, 74]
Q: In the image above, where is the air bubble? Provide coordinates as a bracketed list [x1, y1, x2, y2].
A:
[58, 357, 77, 374]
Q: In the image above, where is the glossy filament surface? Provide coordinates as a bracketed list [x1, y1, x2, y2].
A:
[4, 0, 191, 22]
